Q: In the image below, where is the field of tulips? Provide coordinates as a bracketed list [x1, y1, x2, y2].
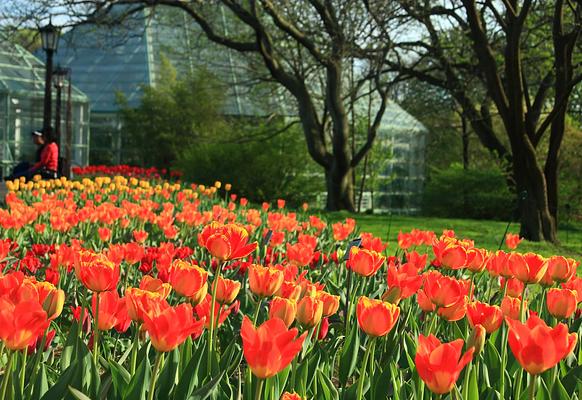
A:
[0, 174, 581, 400]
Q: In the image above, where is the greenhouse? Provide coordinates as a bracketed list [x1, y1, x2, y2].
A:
[0, 38, 90, 177]
[52, 6, 427, 214]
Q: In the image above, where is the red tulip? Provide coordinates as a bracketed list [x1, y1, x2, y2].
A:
[347, 247, 385, 277]
[248, 264, 284, 298]
[143, 303, 205, 352]
[356, 296, 400, 337]
[74, 250, 120, 292]
[415, 334, 474, 394]
[0, 298, 49, 350]
[506, 314, 577, 375]
[546, 288, 577, 319]
[466, 301, 503, 333]
[198, 222, 257, 261]
[241, 316, 306, 379]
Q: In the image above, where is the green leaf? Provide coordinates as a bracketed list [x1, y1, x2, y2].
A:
[561, 364, 582, 393]
[41, 361, 82, 400]
[317, 369, 338, 400]
[551, 379, 571, 400]
[122, 355, 151, 400]
[188, 370, 226, 400]
[68, 386, 93, 400]
[31, 364, 49, 400]
[339, 324, 360, 386]
[468, 366, 479, 400]
[108, 360, 131, 399]
[172, 347, 205, 400]
[157, 348, 180, 398]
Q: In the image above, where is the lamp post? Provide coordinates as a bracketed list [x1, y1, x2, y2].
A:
[39, 21, 60, 134]
[53, 66, 68, 145]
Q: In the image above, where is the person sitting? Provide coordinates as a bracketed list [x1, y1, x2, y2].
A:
[4, 128, 59, 181]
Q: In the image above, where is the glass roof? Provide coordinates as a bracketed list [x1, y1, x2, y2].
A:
[0, 36, 88, 102]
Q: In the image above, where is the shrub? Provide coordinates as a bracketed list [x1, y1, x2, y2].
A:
[422, 163, 513, 220]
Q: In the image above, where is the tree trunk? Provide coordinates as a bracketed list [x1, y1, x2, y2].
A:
[325, 162, 355, 211]
[513, 150, 557, 242]
[461, 113, 469, 170]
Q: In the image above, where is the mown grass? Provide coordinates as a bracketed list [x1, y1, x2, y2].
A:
[324, 211, 582, 258]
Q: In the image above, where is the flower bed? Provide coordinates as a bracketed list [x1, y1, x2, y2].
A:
[0, 175, 580, 400]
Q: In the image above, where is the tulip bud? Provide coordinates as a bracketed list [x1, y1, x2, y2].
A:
[296, 296, 323, 328]
[214, 277, 241, 305]
[42, 289, 65, 320]
[269, 297, 297, 328]
[382, 286, 402, 305]
[467, 324, 486, 354]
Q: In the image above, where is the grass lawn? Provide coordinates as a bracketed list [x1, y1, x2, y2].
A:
[325, 211, 582, 258]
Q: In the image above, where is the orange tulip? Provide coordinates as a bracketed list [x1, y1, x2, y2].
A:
[125, 288, 170, 323]
[509, 253, 547, 284]
[75, 250, 120, 292]
[422, 271, 464, 308]
[547, 256, 578, 283]
[546, 288, 577, 319]
[347, 247, 385, 277]
[356, 296, 400, 337]
[269, 297, 297, 327]
[214, 276, 241, 304]
[281, 392, 304, 400]
[132, 230, 148, 243]
[0, 298, 49, 351]
[505, 233, 521, 250]
[194, 294, 237, 329]
[507, 314, 577, 375]
[276, 281, 302, 302]
[415, 334, 474, 394]
[198, 222, 257, 261]
[386, 261, 423, 301]
[562, 277, 582, 303]
[316, 291, 340, 317]
[500, 277, 524, 298]
[248, 264, 284, 298]
[98, 227, 111, 242]
[241, 316, 307, 379]
[435, 243, 467, 270]
[501, 296, 525, 320]
[143, 303, 205, 352]
[437, 296, 467, 322]
[465, 248, 488, 273]
[486, 250, 513, 278]
[296, 296, 323, 327]
[467, 324, 486, 354]
[169, 260, 208, 302]
[466, 301, 503, 333]
[92, 291, 128, 331]
[35, 282, 65, 320]
[139, 276, 172, 299]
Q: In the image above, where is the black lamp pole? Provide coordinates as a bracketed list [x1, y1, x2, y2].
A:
[53, 66, 67, 145]
[39, 21, 60, 134]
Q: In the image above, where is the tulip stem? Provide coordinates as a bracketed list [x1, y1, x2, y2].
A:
[499, 282, 509, 400]
[148, 352, 165, 400]
[462, 361, 472, 400]
[528, 374, 536, 400]
[344, 268, 353, 332]
[356, 337, 375, 400]
[255, 378, 264, 400]
[519, 285, 527, 322]
[28, 328, 48, 398]
[20, 350, 27, 394]
[0, 351, 14, 400]
[93, 292, 100, 367]
[207, 261, 224, 370]
[130, 325, 140, 375]
[252, 298, 263, 325]
[514, 369, 524, 400]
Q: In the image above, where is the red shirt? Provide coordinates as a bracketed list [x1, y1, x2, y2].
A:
[32, 142, 58, 171]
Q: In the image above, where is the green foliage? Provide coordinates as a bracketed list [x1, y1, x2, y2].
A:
[422, 163, 513, 220]
[177, 119, 321, 206]
[117, 57, 226, 169]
